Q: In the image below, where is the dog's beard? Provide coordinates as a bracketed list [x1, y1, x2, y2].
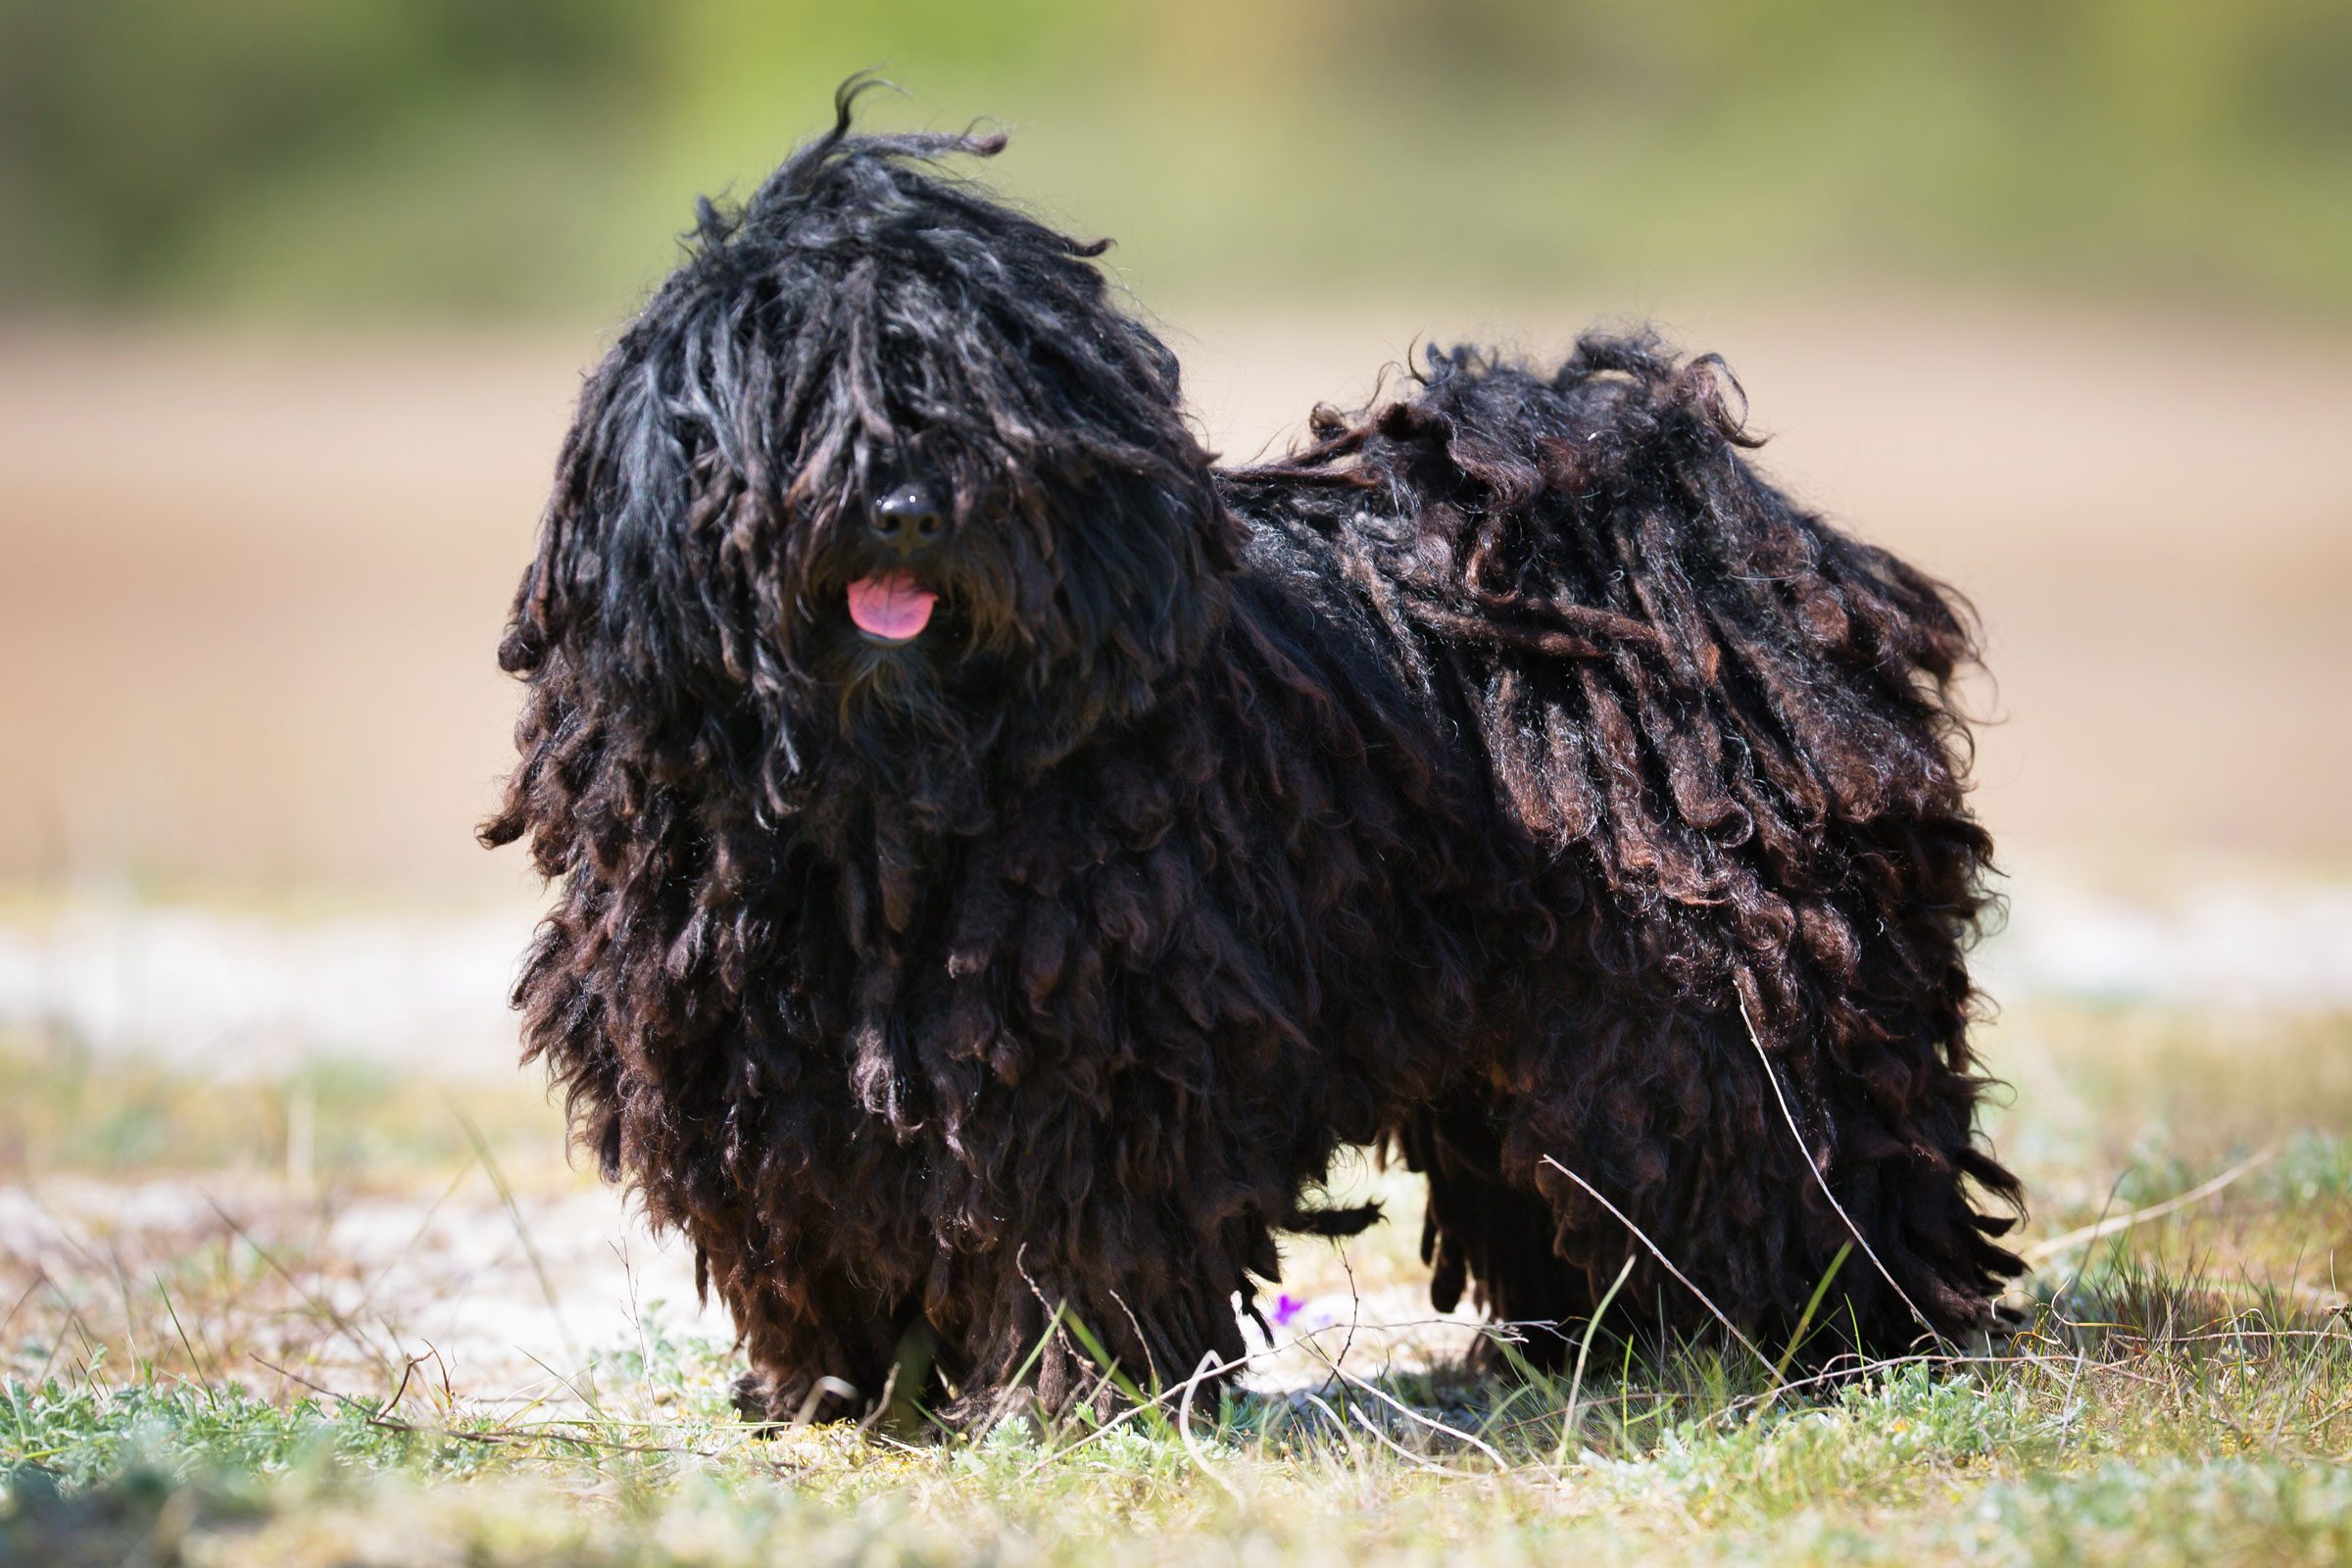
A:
[800, 558, 1009, 852]
[806, 636, 1004, 935]
[835, 656, 1002, 809]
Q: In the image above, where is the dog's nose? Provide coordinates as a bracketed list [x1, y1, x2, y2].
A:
[867, 485, 946, 556]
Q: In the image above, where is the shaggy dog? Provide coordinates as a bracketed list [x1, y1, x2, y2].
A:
[485, 88, 2023, 1426]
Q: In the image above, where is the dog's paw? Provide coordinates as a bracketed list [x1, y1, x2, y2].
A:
[732, 1369, 866, 1431]
[729, 1371, 784, 1429]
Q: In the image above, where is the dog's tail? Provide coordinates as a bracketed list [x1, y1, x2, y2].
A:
[1244, 332, 2023, 1348]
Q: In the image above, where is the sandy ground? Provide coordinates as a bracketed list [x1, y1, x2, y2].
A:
[3, 297, 2348, 906]
[0, 1145, 1466, 1408]
[0, 1167, 709, 1408]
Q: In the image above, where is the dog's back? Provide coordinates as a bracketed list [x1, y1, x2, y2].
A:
[1225, 335, 2023, 1358]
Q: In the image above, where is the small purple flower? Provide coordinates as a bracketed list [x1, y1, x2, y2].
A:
[1271, 1294, 1305, 1327]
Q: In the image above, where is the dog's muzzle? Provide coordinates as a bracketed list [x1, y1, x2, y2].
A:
[847, 484, 948, 644]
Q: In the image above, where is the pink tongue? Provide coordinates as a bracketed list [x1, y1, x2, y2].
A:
[845, 571, 938, 641]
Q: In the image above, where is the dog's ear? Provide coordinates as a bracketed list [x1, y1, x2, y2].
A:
[503, 344, 682, 677]
[484, 321, 796, 862]
[501, 326, 776, 701]
[498, 345, 654, 676]
[1003, 459, 1243, 769]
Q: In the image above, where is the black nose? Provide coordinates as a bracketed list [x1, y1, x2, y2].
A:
[867, 484, 946, 556]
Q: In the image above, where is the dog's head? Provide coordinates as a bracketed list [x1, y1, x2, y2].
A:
[498, 85, 1237, 834]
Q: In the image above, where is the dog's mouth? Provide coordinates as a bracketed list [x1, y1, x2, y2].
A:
[845, 571, 939, 645]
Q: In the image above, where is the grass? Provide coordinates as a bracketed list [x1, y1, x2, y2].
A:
[13, 4, 2352, 318]
[5, 1002, 2352, 1565]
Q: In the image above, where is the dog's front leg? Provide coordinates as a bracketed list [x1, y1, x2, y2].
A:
[914, 1102, 1280, 1430]
[698, 1226, 914, 1428]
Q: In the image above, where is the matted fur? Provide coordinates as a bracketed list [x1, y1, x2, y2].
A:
[485, 85, 2023, 1425]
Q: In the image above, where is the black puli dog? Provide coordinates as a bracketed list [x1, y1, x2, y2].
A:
[485, 87, 2023, 1426]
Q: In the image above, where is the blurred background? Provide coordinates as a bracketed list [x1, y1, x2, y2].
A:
[2, 0, 2349, 1392]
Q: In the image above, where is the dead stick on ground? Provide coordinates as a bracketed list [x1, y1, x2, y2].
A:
[1298, 1340, 1511, 1470]
[251, 1354, 731, 1459]
[1738, 996, 1942, 1344]
[1178, 1349, 1244, 1505]
[1348, 1403, 1481, 1477]
[1301, 1392, 1369, 1472]
[205, 1198, 397, 1373]
[2022, 1144, 2280, 1267]
[1021, 1310, 1560, 1481]
[0, 1278, 39, 1347]
[1017, 1349, 1244, 1479]
[451, 1104, 576, 1368]
[1539, 1154, 1777, 1380]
